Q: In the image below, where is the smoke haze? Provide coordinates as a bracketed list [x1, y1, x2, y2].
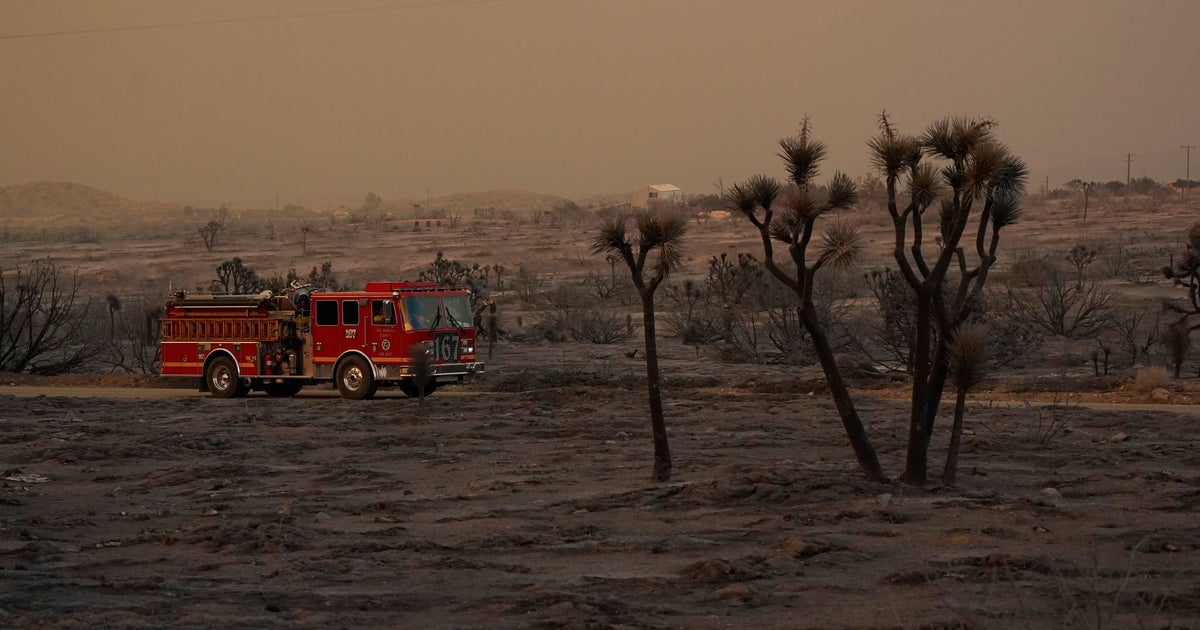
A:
[3, 0, 1198, 207]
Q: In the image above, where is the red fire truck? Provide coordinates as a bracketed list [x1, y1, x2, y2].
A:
[160, 282, 484, 399]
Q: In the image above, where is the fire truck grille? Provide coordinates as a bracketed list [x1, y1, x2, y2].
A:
[433, 333, 461, 362]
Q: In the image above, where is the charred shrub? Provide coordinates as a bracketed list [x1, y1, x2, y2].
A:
[858, 269, 1037, 372]
[540, 283, 631, 345]
[1005, 269, 1114, 339]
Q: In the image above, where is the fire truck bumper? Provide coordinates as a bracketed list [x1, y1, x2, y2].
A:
[432, 362, 484, 378]
[392, 362, 484, 380]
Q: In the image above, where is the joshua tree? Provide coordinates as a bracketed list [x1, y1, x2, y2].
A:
[493, 264, 506, 291]
[198, 219, 224, 252]
[727, 119, 884, 482]
[724, 115, 1022, 486]
[298, 220, 313, 253]
[106, 294, 121, 339]
[213, 257, 264, 294]
[1160, 320, 1191, 378]
[1066, 180, 1097, 220]
[408, 343, 434, 409]
[593, 210, 687, 482]
[870, 113, 1027, 485]
[942, 325, 989, 486]
[1161, 223, 1200, 375]
[1067, 243, 1098, 289]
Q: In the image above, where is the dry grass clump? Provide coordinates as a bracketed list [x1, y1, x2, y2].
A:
[1132, 365, 1171, 393]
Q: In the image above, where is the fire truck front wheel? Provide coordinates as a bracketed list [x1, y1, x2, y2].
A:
[336, 356, 377, 400]
[206, 356, 250, 398]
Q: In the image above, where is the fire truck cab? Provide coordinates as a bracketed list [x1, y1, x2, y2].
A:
[160, 282, 484, 399]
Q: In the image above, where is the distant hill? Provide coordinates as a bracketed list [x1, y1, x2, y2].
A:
[0, 182, 593, 223]
[388, 188, 572, 217]
[0, 182, 181, 220]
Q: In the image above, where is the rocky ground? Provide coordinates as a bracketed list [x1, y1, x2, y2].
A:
[3, 351, 1199, 629]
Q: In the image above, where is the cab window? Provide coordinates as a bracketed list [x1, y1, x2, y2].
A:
[315, 300, 338, 326]
[371, 300, 396, 325]
[342, 300, 359, 325]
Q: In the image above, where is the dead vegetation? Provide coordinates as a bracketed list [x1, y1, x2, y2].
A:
[2, 177, 1200, 627]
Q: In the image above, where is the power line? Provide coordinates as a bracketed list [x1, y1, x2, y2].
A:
[0, 0, 502, 41]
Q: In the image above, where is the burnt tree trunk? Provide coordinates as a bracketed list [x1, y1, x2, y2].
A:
[801, 302, 885, 483]
[640, 290, 671, 482]
[942, 388, 969, 486]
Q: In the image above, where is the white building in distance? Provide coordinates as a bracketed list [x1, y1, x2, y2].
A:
[630, 184, 683, 209]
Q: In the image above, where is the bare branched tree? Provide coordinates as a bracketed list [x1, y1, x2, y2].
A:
[0, 260, 95, 374]
[100, 297, 162, 374]
[593, 209, 687, 482]
[1006, 273, 1114, 339]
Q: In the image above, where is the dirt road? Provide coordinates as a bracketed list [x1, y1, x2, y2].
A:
[0, 384, 410, 400]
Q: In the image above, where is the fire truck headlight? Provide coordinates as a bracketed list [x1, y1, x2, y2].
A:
[460, 338, 474, 355]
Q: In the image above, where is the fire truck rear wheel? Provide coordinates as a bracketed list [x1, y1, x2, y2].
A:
[337, 356, 377, 400]
[206, 356, 249, 398]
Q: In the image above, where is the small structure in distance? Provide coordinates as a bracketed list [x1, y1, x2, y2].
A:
[630, 184, 683, 209]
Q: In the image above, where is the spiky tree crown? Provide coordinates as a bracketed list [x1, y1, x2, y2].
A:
[778, 118, 827, 191]
[948, 324, 989, 391]
[819, 218, 862, 268]
[922, 116, 996, 165]
[635, 211, 687, 278]
[592, 210, 687, 283]
[868, 111, 923, 177]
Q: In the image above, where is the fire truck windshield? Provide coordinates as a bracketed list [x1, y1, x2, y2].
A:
[403, 296, 442, 330]
[444, 295, 472, 328]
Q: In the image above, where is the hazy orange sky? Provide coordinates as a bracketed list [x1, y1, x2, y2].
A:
[3, 0, 1198, 208]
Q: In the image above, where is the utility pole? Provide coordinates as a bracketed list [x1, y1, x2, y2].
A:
[1125, 153, 1134, 186]
[1183, 145, 1196, 196]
